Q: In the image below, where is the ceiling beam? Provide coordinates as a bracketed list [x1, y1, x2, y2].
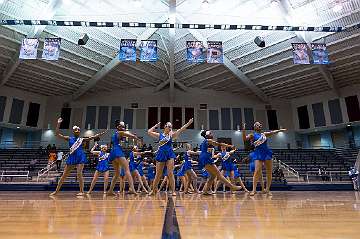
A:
[168, 0, 176, 102]
[176, 14, 269, 102]
[278, 0, 340, 96]
[0, 0, 63, 86]
[200, 76, 235, 89]
[72, 16, 168, 100]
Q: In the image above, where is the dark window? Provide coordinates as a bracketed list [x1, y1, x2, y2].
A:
[26, 102, 40, 127]
[221, 108, 231, 130]
[209, 110, 219, 130]
[328, 99, 343, 124]
[0, 96, 7, 122]
[172, 107, 182, 129]
[9, 98, 24, 124]
[244, 108, 254, 130]
[148, 107, 158, 128]
[160, 107, 170, 128]
[345, 95, 360, 122]
[60, 108, 72, 129]
[232, 108, 242, 130]
[312, 103, 326, 127]
[267, 110, 279, 130]
[85, 106, 96, 129]
[297, 105, 310, 129]
[185, 108, 194, 129]
[110, 106, 121, 129]
[98, 106, 109, 129]
[124, 108, 134, 129]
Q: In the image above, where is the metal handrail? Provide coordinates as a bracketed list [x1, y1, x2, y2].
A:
[305, 170, 350, 183]
[37, 161, 57, 182]
[274, 157, 300, 181]
[0, 170, 29, 181]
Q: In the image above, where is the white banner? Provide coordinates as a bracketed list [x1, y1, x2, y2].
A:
[42, 38, 61, 60]
[19, 38, 39, 59]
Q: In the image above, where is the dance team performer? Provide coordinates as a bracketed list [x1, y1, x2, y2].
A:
[242, 123, 265, 193]
[147, 118, 194, 196]
[107, 120, 140, 196]
[87, 143, 110, 194]
[199, 130, 242, 195]
[50, 118, 107, 196]
[128, 146, 150, 193]
[242, 122, 287, 196]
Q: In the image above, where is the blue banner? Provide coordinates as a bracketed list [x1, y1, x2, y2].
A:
[119, 39, 137, 62]
[207, 41, 223, 64]
[311, 43, 329, 65]
[42, 38, 61, 60]
[19, 38, 39, 59]
[186, 41, 205, 63]
[292, 43, 310, 64]
[140, 40, 157, 62]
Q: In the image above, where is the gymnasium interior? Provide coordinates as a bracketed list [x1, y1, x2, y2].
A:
[0, 0, 360, 238]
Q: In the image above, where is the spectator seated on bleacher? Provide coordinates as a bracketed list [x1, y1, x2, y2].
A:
[273, 166, 286, 183]
[318, 167, 330, 182]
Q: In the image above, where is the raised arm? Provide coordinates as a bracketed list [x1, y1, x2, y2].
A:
[119, 131, 141, 143]
[242, 123, 253, 142]
[187, 150, 201, 156]
[84, 129, 108, 141]
[172, 118, 194, 139]
[90, 143, 101, 156]
[207, 139, 233, 148]
[55, 118, 69, 141]
[264, 128, 287, 137]
[147, 122, 161, 139]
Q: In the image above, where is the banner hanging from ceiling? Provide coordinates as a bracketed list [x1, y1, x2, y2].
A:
[19, 38, 39, 59]
[207, 41, 223, 64]
[186, 41, 205, 63]
[139, 40, 158, 62]
[42, 38, 61, 60]
[311, 43, 329, 65]
[119, 39, 137, 62]
[292, 43, 310, 64]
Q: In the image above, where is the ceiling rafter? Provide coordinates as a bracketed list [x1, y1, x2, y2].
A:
[0, 0, 63, 86]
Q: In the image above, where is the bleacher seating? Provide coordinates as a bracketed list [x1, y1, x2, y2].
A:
[0, 147, 358, 185]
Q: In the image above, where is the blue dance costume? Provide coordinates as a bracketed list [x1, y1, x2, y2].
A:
[137, 161, 144, 177]
[109, 131, 125, 162]
[120, 168, 125, 177]
[201, 169, 209, 178]
[249, 132, 273, 161]
[156, 133, 176, 162]
[66, 136, 87, 165]
[199, 139, 214, 169]
[129, 152, 138, 172]
[147, 164, 155, 180]
[183, 152, 192, 171]
[163, 166, 168, 177]
[176, 163, 186, 177]
[225, 166, 241, 178]
[220, 151, 235, 172]
[96, 152, 110, 173]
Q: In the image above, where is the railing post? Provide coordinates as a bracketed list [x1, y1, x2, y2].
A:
[330, 172, 333, 182]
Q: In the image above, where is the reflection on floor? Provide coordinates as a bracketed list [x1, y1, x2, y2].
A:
[0, 191, 360, 239]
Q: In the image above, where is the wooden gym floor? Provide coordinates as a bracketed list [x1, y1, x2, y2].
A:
[0, 191, 360, 239]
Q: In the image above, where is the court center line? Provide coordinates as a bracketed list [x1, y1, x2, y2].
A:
[161, 196, 181, 239]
